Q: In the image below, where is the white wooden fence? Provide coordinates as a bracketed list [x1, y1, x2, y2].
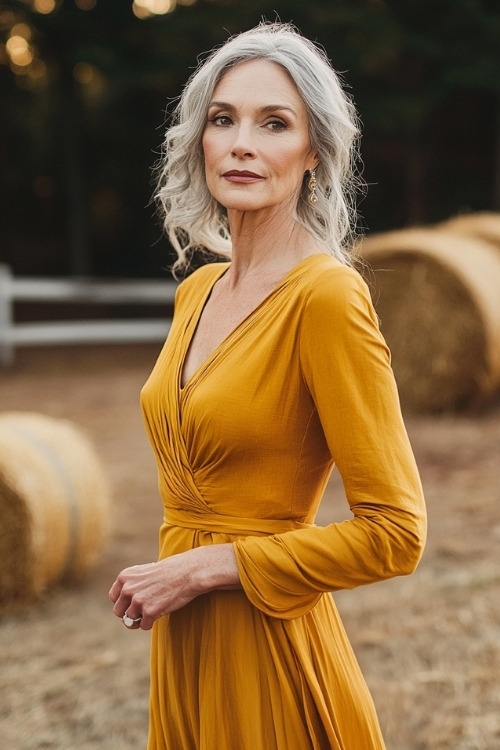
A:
[0, 264, 177, 365]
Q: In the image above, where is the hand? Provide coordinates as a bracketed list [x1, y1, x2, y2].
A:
[109, 543, 240, 630]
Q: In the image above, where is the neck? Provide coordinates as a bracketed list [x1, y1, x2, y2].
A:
[226, 206, 322, 284]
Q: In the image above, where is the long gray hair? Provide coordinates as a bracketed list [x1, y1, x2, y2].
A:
[154, 22, 363, 276]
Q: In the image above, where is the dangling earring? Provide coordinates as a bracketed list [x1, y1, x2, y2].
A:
[308, 168, 318, 205]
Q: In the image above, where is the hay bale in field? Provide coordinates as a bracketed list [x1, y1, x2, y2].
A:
[0, 412, 110, 605]
[358, 228, 500, 413]
[437, 211, 500, 250]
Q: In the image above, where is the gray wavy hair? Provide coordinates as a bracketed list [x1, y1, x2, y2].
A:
[154, 22, 363, 276]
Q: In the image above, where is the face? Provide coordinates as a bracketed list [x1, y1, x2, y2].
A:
[202, 59, 317, 215]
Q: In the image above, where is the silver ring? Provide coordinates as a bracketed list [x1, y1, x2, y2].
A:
[122, 612, 142, 628]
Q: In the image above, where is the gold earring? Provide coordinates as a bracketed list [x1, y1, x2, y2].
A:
[308, 168, 318, 205]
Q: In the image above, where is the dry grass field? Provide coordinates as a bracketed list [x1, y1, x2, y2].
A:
[1, 344, 499, 750]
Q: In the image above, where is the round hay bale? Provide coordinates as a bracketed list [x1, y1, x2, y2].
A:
[0, 412, 110, 605]
[436, 211, 500, 250]
[358, 228, 500, 413]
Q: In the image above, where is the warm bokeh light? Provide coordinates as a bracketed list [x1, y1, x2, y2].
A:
[0, 0, 195, 32]
[132, 0, 176, 19]
[6, 35, 34, 67]
[131, 4, 150, 19]
[6, 36, 28, 56]
[11, 23, 32, 41]
[33, 0, 57, 14]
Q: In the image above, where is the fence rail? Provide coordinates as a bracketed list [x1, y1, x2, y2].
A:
[0, 264, 177, 364]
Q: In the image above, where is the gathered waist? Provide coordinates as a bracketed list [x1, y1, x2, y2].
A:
[163, 507, 314, 536]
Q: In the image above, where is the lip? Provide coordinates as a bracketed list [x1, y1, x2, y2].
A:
[222, 170, 263, 183]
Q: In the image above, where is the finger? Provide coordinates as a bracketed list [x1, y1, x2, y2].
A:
[108, 578, 122, 603]
[122, 612, 143, 630]
[113, 595, 131, 619]
[138, 614, 155, 631]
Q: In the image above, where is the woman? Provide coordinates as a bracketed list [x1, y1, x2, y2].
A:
[110, 22, 426, 750]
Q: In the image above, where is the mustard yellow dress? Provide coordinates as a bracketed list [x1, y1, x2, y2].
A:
[141, 254, 426, 750]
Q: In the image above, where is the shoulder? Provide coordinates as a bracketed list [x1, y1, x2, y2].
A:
[298, 255, 389, 373]
[299, 255, 374, 323]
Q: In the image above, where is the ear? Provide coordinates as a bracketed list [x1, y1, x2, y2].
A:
[306, 152, 319, 172]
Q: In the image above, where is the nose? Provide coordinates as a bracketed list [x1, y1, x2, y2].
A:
[230, 122, 256, 158]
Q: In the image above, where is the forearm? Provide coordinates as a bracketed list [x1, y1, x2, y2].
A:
[234, 502, 426, 619]
[191, 543, 242, 593]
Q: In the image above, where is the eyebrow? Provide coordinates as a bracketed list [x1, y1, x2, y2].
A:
[207, 101, 298, 117]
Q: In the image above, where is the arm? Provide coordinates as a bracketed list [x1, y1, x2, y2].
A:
[233, 267, 427, 619]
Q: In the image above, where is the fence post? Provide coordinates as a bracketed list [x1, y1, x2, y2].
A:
[0, 264, 14, 365]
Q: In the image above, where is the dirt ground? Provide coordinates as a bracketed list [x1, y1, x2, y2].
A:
[1, 344, 499, 750]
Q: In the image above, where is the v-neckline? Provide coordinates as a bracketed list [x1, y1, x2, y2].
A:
[179, 253, 329, 395]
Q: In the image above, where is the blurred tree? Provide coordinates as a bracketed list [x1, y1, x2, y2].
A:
[0, 0, 499, 276]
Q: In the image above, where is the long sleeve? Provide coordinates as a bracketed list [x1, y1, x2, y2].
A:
[234, 266, 427, 619]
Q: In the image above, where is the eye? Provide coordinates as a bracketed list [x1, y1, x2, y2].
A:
[266, 119, 287, 133]
[209, 114, 233, 127]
